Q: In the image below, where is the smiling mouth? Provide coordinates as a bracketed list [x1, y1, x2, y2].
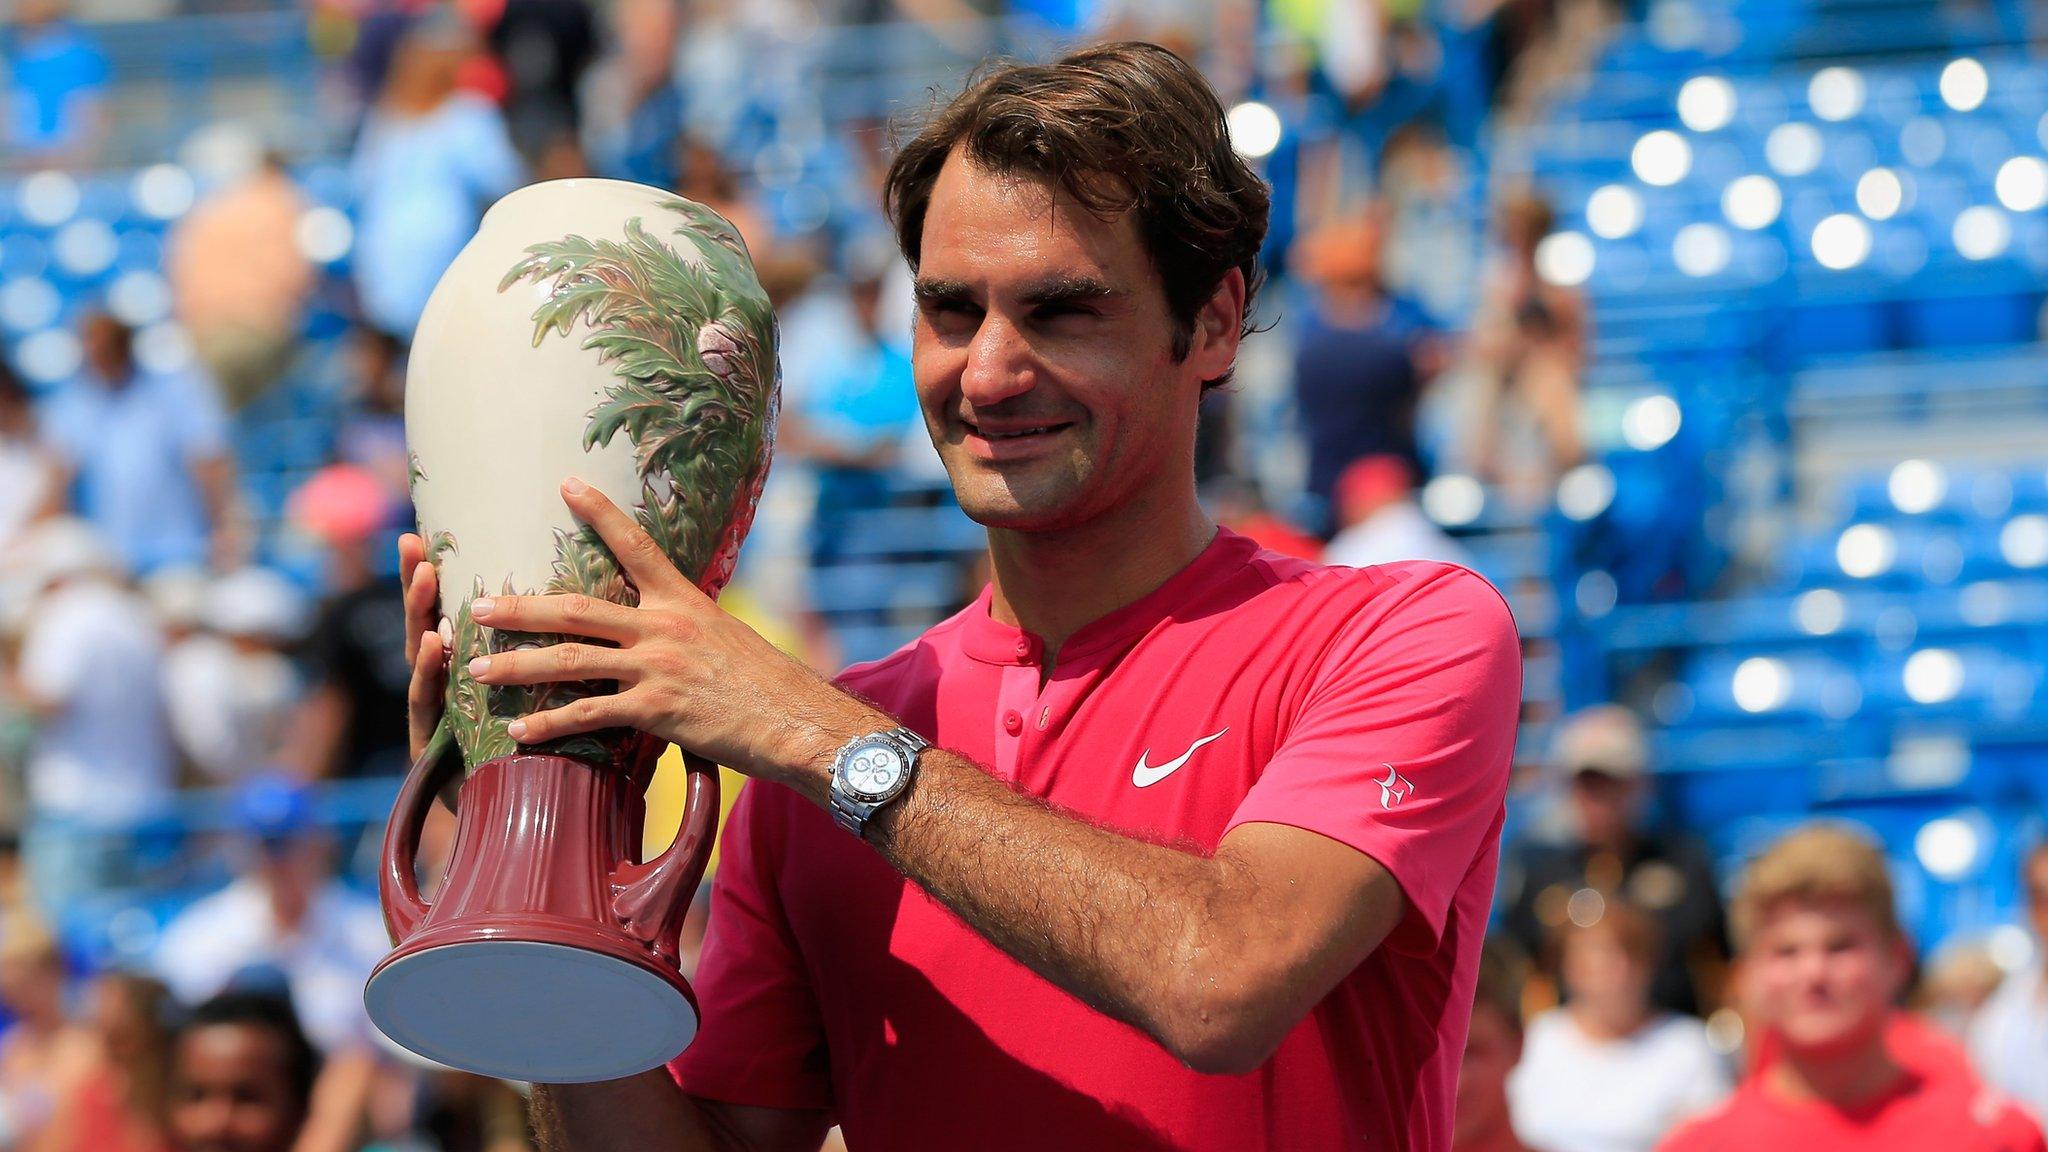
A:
[964, 421, 1074, 441]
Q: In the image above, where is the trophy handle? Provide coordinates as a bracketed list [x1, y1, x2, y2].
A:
[610, 750, 721, 963]
[380, 719, 462, 944]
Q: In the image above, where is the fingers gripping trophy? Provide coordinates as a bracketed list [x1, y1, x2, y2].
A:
[364, 180, 778, 1083]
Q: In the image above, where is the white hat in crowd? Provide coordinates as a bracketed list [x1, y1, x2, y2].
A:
[201, 566, 308, 643]
[1550, 704, 1648, 780]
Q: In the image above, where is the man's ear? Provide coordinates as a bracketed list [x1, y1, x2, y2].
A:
[1187, 268, 1247, 382]
[1729, 953, 1757, 1013]
[1882, 932, 1915, 1002]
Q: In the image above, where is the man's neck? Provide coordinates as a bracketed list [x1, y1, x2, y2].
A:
[1765, 1034, 1906, 1110]
[986, 483, 1215, 662]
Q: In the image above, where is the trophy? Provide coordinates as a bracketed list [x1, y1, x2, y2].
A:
[365, 179, 778, 1083]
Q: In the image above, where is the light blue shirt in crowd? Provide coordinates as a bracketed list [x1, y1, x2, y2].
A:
[40, 365, 228, 574]
[799, 335, 921, 452]
[350, 94, 524, 338]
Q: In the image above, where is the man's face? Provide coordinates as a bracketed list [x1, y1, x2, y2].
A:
[1741, 899, 1905, 1057]
[1568, 770, 1639, 847]
[169, 1025, 305, 1152]
[0, 954, 58, 1015]
[81, 318, 132, 384]
[1560, 924, 1649, 1013]
[910, 151, 1236, 532]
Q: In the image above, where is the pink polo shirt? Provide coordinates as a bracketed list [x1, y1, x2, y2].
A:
[670, 529, 1521, 1150]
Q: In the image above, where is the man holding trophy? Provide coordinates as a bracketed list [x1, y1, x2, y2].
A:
[390, 41, 1519, 1152]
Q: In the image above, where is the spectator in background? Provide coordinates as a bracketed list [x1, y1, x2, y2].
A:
[1466, 190, 1585, 505]
[1456, 937, 1534, 1152]
[579, 0, 686, 188]
[0, 362, 62, 551]
[0, 915, 93, 1150]
[1378, 122, 1479, 322]
[672, 134, 769, 251]
[34, 971, 174, 1152]
[160, 569, 309, 785]
[1503, 705, 1728, 1016]
[1660, 825, 2046, 1152]
[1324, 453, 1472, 569]
[487, 0, 597, 164]
[350, 8, 524, 341]
[1969, 842, 2048, 1121]
[165, 152, 315, 411]
[1919, 938, 2004, 1039]
[1202, 477, 1325, 561]
[40, 313, 236, 575]
[284, 464, 413, 780]
[1288, 209, 1441, 536]
[151, 777, 390, 1059]
[0, 0, 107, 163]
[780, 254, 923, 568]
[1510, 900, 1729, 1152]
[332, 327, 410, 496]
[166, 992, 318, 1152]
[4, 519, 175, 901]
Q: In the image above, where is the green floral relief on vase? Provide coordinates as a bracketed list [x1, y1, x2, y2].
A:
[432, 196, 779, 772]
[444, 575, 621, 767]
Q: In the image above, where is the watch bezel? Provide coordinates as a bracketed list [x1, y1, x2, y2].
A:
[837, 735, 910, 802]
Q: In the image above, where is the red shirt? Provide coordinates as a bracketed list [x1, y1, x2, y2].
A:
[1745, 1014, 1980, 1087]
[1659, 1072, 2048, 1152]
[669, 530, 1521, 1150]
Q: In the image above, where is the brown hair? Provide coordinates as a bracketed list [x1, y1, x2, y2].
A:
[1730, 823, 1901, 950]
[884, 41, 1270, 388]
[1498, 189, 1556, 256]
[1562, 896, 1660, 968]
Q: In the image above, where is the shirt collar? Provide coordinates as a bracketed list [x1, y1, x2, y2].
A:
[955, 527, 1261, 667]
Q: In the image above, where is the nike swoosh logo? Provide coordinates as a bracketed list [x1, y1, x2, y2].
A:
[1133, 728, 1230, 788]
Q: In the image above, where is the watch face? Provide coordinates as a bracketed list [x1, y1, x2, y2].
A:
[843, 741, 906, 800]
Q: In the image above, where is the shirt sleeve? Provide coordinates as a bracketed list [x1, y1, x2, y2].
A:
[456, 99, 526, 203]
[169, 371, 230, 462]
[667, 781, 833, 1111]
[35, 391, 89, 465]
[1225, 564, 1521, 954]
[18, 599, 89, 706]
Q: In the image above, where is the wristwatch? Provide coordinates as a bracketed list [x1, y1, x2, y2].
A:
[828, 727, 929, 839]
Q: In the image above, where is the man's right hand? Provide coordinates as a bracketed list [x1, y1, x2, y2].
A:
[398, 532, 448, 762]
[397, 535, 829, 1152]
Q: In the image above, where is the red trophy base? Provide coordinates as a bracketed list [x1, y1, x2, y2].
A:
[366, 749, 717, 1083]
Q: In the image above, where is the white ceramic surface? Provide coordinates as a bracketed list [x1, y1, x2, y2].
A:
[406, 178, 779, 768]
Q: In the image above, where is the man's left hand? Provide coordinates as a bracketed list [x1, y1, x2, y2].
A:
[464, 477, 884, 794]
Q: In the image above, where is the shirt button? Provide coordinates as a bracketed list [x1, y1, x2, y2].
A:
[1003, 711, 1023, 734]
[1015, 638, 1033, 658]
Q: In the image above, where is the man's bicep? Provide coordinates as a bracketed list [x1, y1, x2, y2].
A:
[692, 1098, 834, 1152]
[1221, 820, 1408, 979]
[1226, 566, 1520, 953]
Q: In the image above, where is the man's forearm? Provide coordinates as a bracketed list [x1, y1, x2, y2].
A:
[866, 749, 1264, 1066]
[530, 1074, 830, 1152]
[530, 1074, 722, 1152]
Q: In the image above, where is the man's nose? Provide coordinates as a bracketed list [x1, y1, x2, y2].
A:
[959, 313, 1035, 407]
[189, 1096, 235, 1140]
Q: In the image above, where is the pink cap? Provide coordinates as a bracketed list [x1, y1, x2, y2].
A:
[288, 464, 398, 545]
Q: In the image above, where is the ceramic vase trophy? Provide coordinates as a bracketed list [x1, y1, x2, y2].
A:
[365, 180, 778, 1083]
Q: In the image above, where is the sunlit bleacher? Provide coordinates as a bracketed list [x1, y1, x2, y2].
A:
[1502, 5, 2048, 956]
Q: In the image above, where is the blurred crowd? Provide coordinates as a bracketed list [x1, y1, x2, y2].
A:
[0, 0, 2044, 1149]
